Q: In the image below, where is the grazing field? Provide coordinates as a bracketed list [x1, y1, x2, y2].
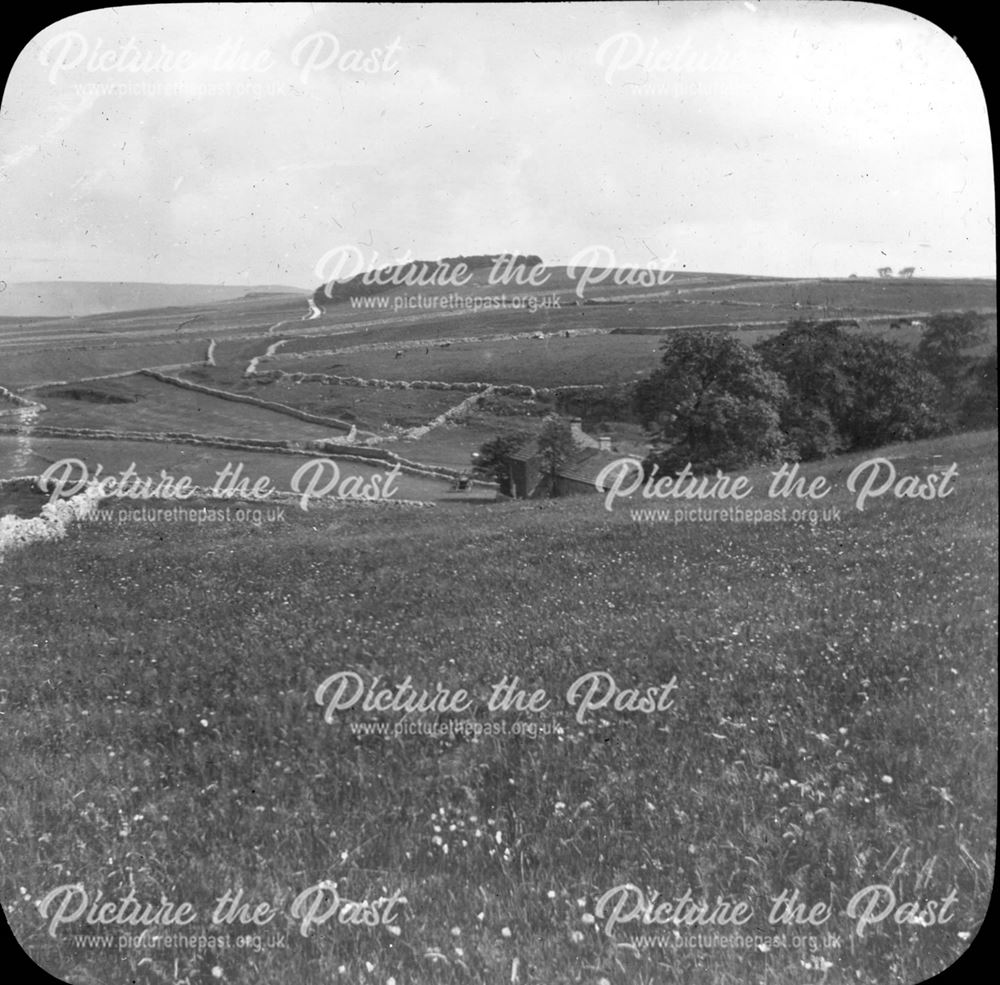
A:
[270, 302, 808, 359]
[167, 293, 315, 336]
[391, 420, 530, 470]
[0, 340, 211, 389]
[177, 369, 476, 431]
[1, 272, 992, 515]
[248, 379, 467, 430]
[1, 429, 994, 985]
[269, 334, 676, 388]
[32, 375, 341, 443]
[1, 274, 993, 395]
[0, 435, 452, 501]
[686, 277, 997, 313]
[0, 281, 308, 319]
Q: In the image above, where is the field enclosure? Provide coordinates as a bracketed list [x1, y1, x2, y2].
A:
[31, 375, 343, 443]
[1, 271, 995, 492]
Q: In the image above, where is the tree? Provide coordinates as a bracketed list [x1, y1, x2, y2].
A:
[536, 416, 579, 495]
[917, 311, 987, 381]
[877, 267, 893, 278]
[839, 335, 943, 446]
[756, 321, 856, 459]
[634, 332, 789, 472]
[475, 432, 531, 496]
[916, 311, 989, 427]
[959, 347, 998, 430]
[757, 321, 943, 455]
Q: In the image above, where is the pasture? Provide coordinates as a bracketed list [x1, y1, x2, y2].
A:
[0, 340, 212, 389]
[267, 334, 683, 389]
[32, 376, 342, 444]
[0, 435, 452, 502]
[0, 428, 995, 985]
[242, 380, 468, 431]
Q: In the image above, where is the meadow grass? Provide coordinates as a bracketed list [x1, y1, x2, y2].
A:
[33, 376, 339, 444]
[269, 335, 668, 389]
[0, 341, 211, 390]
[1, 430, 996, 985]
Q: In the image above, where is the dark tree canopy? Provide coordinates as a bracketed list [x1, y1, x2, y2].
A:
[475, 432, 532, 495]
[756, 320, 943, 457]
[635, 332, 789, 472]
[917, 311, 988, 374]
[536, 416, 579, 493]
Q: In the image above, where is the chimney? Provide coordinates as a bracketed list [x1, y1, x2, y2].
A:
[598, 435, 612, 452]
[569, 417, 587, 443]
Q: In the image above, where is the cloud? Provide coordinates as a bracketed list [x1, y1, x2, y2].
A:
[0, 2, 992, 284]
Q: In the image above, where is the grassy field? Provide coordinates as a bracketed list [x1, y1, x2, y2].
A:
[391, 420, 529, 470]
[32, 376, 341, 444]
[0, 435, 453, 503]
[269, 335, 676, 388]
[1, 428, 995, 985]
[1, 272, 992, 392]
[176, 370, 484, 437]
[247, 380, 467, 431]
[685, 277, 997, 313]
[0, 340, 212, 389]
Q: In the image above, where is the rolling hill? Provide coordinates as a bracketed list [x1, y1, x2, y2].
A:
[0, 281, 310, 319]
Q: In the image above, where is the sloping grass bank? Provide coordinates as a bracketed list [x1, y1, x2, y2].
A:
[1, 431, 996, 985]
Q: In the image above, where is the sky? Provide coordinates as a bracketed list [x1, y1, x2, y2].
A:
[0, 1, 994, 287]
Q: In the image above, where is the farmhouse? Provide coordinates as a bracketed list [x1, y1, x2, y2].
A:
[505, 419, 622, 498]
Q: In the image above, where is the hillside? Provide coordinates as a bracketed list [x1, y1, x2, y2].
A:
[0, 281, 309, 319]
[0, 428, 995, 985]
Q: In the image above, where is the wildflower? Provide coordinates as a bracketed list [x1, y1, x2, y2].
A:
[582, 913, 596, 925]
[211, 968, 223, 979]
[501, 926, 512, 938]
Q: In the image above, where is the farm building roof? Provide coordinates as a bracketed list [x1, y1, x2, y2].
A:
[506, 438, 541, 462]
[556, 449, 625, 488]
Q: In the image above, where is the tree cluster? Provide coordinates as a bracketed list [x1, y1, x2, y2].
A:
[636, 315, 995, 474]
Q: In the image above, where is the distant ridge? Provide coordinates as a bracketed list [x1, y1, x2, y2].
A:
[315, 254, 544, 307]
[0, 281, 311, 319]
